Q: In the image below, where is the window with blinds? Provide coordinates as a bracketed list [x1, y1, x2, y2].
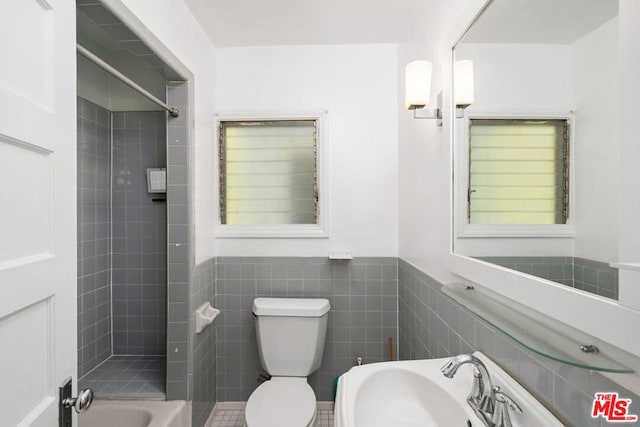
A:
[468, 119, 569, 225]
[219, 120, 318, 225]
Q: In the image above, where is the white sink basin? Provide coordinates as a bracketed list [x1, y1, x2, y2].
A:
[335, 351, 562, 427]
[350, 367, 471, 426]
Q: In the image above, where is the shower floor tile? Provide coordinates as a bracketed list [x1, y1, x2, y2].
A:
[207, 408, 334, 427]
[79, 355, 165, 399]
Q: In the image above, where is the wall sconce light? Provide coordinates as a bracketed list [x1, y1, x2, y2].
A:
[405, 59, 474, 124]
[405, 60, 442, 125]
[455, 59, 474, 118]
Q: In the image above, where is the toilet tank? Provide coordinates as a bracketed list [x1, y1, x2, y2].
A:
[253, 298, 330, 377]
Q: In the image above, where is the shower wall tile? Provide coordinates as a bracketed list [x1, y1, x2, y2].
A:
[191, 258, 217, 427]
[215, 257, 398, 402]
[166, 83, 192, 400]
[112, 110, 167, 356]
[77, 97, 112, 378]
[398, 258, 637, 427]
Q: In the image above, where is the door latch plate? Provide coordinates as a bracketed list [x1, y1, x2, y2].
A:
[59, 378, 72, 427]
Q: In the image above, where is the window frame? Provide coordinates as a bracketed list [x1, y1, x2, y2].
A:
[455, 110, 575, 239]
[215, 110, 329, 239]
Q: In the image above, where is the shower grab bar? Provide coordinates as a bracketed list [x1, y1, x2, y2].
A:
[76, 43, 180, 118]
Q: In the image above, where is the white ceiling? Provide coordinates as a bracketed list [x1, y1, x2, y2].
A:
[182, 0, 619, 48]
[181, 0, 426, 47]
[462, 0, 619, 44]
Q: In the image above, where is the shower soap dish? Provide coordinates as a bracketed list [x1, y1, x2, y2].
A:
[194, 302, 220, 334]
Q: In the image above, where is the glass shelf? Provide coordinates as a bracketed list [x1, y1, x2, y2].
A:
[442, 283, 633, 373]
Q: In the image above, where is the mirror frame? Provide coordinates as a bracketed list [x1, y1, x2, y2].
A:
[444, 0, 640, 362]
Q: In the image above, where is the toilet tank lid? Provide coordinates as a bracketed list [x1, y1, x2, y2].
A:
[253, 298, 330, 317]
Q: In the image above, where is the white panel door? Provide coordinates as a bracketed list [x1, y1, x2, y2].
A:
[0, 0, 77, 425]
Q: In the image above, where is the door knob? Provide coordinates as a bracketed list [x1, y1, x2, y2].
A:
[62, 388, 94, 413]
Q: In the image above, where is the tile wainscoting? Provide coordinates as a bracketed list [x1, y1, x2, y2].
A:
[398, 258, 638, 427]
[190, 255, 637, 427]
[214, 257, 398, 402]
[477, 256, 618, 299]
[191, 258, 218, 427]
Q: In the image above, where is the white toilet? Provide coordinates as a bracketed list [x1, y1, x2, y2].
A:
[244, 297, 330, 427]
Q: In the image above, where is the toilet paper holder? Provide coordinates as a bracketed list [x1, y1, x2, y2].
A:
[194, 302, 220, 334]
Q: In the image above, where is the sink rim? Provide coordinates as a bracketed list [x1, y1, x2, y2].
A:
[337, 358, 479, 427]
[335, 351, 564, 427]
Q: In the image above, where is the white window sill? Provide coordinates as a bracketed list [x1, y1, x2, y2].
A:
[457, 224, 575, 239]
[215, 224, 329, 239]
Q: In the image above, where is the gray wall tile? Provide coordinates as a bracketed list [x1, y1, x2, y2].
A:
[164, 82, 193, 402]
[111, 110, 167, 356]
[215, 256, 398, 402]
[77, 98, 113, 377]
[478, 256, 619, 299]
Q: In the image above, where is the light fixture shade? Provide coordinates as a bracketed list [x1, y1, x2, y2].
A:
[405, 60, 433, 110]
[455, 60, 474, 107]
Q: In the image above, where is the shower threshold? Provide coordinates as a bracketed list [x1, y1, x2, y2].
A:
[79, 355, 165, 399]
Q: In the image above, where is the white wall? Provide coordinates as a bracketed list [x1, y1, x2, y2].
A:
[397, 45, 456, 279]
[618, 2, 640, 262]
[572, 18, 619, 262]
[111, 0, 218, 263]
[397, 0, 486, 282]
[213, 44, 399, 257]
[617, 0, 640, 313]
[458, 43, 573, 110]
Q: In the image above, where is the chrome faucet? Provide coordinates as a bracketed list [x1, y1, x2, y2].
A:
[441, 354, 495, 426]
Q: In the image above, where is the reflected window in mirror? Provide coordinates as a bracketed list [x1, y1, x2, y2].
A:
[452, 0, 620, 300]
[468, 118, 570, 225]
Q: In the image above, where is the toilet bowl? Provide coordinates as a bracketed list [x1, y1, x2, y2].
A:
[244, 297, 330, 427]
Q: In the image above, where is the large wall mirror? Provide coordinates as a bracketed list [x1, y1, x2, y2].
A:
[453, 0, 621, 301]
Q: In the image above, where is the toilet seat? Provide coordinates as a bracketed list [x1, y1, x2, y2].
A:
[244, 377, 317, 427]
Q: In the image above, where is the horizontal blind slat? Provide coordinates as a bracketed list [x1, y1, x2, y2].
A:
[471, 174, 558, 186]
[471, 161, 557, 174]
[470, 212, 557, 224]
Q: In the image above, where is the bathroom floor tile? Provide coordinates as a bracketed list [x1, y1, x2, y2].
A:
[207, 408, 334, 427]
[208, 409, 244, 427]
[313, 409, 335, 427]
[79, 355, 165, 399]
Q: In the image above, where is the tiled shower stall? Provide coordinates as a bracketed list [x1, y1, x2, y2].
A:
[77, 97, 168, 398]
